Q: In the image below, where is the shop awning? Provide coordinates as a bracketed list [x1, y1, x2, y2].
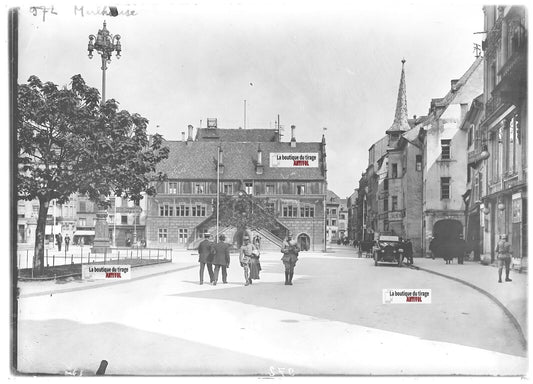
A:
[73, 230, 95, 236]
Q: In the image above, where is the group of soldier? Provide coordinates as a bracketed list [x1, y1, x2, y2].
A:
[197, 232, 300, 286]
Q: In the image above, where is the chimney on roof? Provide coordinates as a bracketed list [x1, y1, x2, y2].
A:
[255, 144, 264, 175]
[181, 132, 185, 141]
[217, 146, 224, 175]
[291, 125, 296, 147]
[187, 125, 193, 141]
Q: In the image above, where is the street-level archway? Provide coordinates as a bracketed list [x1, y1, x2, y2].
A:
[297, 233, 310, 251]
[433, 219, 463, 241]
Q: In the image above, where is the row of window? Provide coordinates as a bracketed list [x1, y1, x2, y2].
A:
[382, 196, 399, 212]
[158, 228, 188, 243]
[281, 205, 315, 218]
[383, 157, 423, 189]
[159, 204, 207, 217]
[159, 181, 323, 196]
[77, 215, 140, 226]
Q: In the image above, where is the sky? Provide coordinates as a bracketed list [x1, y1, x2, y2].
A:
[14, 0, 486, 198]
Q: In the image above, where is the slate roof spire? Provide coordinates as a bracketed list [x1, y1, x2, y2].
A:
[387, 59, 410, 133]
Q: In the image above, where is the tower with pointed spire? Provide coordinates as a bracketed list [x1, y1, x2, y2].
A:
[387, 59, 410, 147]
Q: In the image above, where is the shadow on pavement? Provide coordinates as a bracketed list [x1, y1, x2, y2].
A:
[17, 319, 311, 376]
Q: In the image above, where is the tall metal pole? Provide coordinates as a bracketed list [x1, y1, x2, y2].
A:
[244, 100, 247, 129]
[216, 146, 220, 243]
[113, 199, 116, 247]
[323, 194, 327, 252]
[101, 56, 106, 103]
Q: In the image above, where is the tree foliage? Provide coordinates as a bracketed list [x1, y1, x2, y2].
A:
[17, 74, 169, 274]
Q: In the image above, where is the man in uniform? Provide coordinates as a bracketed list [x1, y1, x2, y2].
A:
[281, 232, 300, 285]
[197, 233, 215, 285]
[495, 234, 513, 283]
[239, 235, 256, 286]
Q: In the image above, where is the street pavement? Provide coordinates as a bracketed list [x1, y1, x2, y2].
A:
[16, 245, 528, 376]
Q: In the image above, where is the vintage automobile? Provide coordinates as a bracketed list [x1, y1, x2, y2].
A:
[373, 235, 404, 267]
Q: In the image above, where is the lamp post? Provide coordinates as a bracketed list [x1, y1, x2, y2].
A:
[87, 21, 121, 103]
[216, 146, 222, 243]
[87, 21, 122, 253]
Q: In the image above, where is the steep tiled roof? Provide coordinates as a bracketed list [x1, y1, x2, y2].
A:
[196, 128, 279, 142]
[158, 140, 325, 180]
[327, 190, 341, 203]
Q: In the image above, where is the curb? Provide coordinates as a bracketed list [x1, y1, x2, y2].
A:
[17, 259, 172, 282]
[19, 263, 196, 299]
[413, 265, 528, 350]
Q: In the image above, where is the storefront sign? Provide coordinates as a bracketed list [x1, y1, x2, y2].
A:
[388, 211, 403, 221]
[512, 194, 522, 223]
[270, 153, 319, 168]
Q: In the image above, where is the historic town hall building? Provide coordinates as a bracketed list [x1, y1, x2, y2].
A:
[145, 122, 328, 250]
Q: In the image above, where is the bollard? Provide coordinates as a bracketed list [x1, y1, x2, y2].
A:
[71, 254, 74, 264]
[64, 250, 67, 265]
[104, 249, 107, 265]
[118, 250, 120, 262]
[53, 253, 55, 267]
[26, 251, 29, 270]
[149, 249, 151, 260]
[46, 249, 49, 267]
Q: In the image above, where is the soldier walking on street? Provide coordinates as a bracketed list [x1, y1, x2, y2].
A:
[239, 235, 256, 286]
[281, 233, 300, 285]
[495, 234, 513, 283]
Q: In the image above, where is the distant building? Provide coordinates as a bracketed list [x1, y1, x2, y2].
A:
[145, 124, 328, 251]
[358, 60, 426, 256]
[326, 190, 347, 243]
[346, 189, 358, 242]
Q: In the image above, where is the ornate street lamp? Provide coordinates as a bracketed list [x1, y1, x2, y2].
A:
[88, 21, 122, 103]
[87, 21, 122, 253]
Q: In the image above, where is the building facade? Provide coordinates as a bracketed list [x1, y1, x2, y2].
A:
[145, 124, 328, 251]
[357, 61, 425, 256]
[478, 6, 527, 265]
[421, 57, 483, 256]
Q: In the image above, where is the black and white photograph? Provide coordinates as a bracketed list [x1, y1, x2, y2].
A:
[9, 0, 528, 377]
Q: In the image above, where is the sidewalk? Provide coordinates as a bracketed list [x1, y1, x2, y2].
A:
[413, 257, 528, 344]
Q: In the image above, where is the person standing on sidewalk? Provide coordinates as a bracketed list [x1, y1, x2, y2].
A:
[212, 234, 231, 285]
[495, 234, 513, 283]
[198, 233, 215, 285]
[281, 233, 300, 285]
[64, 234, 70, 252]
[56, 233, 63, 252]
[239, 235, 256, 286]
